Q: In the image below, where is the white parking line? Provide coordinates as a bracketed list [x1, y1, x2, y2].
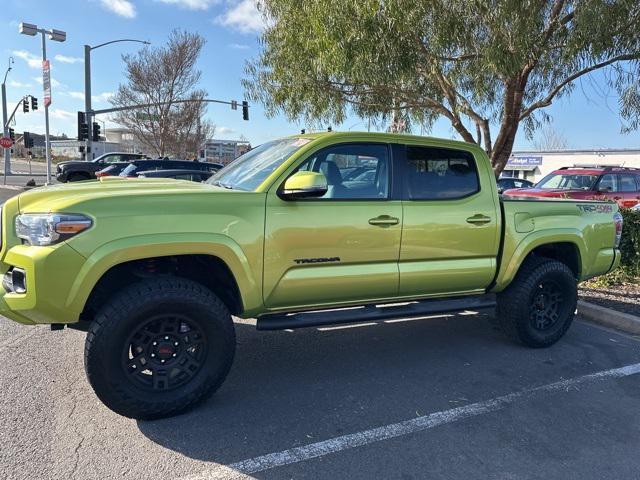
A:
[180, 361, 640, 480]
[384, 314, 454, 323]
[317, 322, 378, 331]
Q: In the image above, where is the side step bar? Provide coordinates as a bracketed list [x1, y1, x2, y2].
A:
[256, 294, 496, 331]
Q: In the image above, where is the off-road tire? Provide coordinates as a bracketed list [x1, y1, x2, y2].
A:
[84, 277, 235, 420]
[496, 256, 577, 348]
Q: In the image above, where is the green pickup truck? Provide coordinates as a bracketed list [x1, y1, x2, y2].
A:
[0, 132, 623, 419]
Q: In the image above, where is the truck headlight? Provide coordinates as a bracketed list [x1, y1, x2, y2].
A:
[15, 214, 92, 246]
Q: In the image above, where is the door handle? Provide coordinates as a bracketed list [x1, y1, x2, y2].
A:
[369, 215, 399, 226]
[466, 214, 492, 225]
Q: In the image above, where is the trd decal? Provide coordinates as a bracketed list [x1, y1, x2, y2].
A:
[293, 257, 341, 265]
[577, 204, 614, 213]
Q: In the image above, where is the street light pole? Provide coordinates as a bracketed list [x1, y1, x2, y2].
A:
[84, 45, 92, 160]
[84, 39, 149, 161]
[19, 22, 66, 185]
[1, 57, 13, 185]
[40, 30, 52, 184]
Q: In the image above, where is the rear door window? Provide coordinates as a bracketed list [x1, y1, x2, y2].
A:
[619, 174, 638, 192]
[597, 174, 619, 192]
[403, 146, 479, 200]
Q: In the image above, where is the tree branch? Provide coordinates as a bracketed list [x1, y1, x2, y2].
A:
[520, 53, 640, 120]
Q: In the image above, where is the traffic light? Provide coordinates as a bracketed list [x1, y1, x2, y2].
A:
[77, 112, 88, 141]
[9, 128, 15, 141]
[242, 101, 249, 121]
[22, 98, 29, 113]
[92, 122, 100, 142]
[23, 131, 34, 148]
[31, 96, 38, 111]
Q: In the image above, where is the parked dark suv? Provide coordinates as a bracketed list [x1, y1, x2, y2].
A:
[497, 177, 534, 193]
[56, 152, 148, 182]
[97, 160, 223, 178]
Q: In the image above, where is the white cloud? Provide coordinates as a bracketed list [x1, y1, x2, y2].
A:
[228, 43, 250, 49]
[93, 92, 114, 103]
[155, 0, 219, 9]
[217, 126, 235, 135]
[65, 91, 113, 103]
[54, 54, 83, 64]
[99, 0, 136, 18]
[50, 109, 76, 120]
[8, 80, 32, 88]
[12, 50, 42, 69]
[67, 91, 85, 100]
[215, 0, 264, 34]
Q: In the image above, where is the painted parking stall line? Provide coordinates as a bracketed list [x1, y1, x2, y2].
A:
[181, 362, 640, 480]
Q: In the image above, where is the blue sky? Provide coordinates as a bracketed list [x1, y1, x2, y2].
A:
[1, 0, 639, 150]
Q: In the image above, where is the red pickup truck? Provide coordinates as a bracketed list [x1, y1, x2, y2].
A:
[504, 166, 640, 209]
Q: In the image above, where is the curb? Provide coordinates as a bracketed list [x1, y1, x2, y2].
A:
[578, 300, 640, 335]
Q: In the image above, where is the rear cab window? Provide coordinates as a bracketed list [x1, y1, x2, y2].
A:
[402, 146, 480, 200]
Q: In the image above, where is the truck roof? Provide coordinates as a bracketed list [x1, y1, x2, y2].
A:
[289, 131, 480, 150]
[554, 165, 640, 175]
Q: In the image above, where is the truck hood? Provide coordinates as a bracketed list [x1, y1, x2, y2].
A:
[17, 177, 229, 213]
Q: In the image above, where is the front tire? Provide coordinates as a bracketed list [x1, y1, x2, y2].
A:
[84, 278, 235, 420]
[496, 257, 577, 348]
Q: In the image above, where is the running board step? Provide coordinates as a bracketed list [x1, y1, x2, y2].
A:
[256, 295, 496, 331]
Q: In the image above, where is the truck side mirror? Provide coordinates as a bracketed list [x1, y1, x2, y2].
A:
[280, 171, 328, 199]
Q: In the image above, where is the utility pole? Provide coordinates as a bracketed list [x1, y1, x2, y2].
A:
[19, 22, 66, 184]
[1, 57, 13, 185]
[83, 39, 150, 161]
[84, 45, 92, 160]
[41, 30, 52, 183]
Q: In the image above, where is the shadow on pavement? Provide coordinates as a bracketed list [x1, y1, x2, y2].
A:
[136, 313, 640, 466]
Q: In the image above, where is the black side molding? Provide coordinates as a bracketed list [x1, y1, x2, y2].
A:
[256, 294, 496, 331]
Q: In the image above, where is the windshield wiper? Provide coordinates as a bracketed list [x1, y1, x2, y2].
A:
[211, 180, 234, 190]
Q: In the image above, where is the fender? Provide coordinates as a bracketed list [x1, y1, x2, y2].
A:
[491, 228, 586, 292]
[65, 232, 262, 318]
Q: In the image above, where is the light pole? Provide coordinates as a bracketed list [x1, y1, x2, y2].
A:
[2, 57, 14, 185]
[84, 39, 149, 160]
[19, 22, 66, 185]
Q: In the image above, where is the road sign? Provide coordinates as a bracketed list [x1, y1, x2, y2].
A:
[42, 60, 51, 107]
[0, 137, 13, 149]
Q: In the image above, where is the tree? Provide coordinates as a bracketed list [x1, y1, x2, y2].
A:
[245, 0, 640, 175]
[533, 125, 569, 151]
[111, 30, 214, 158]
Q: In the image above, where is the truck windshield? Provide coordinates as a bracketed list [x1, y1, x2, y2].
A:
[536, 173, 599, 190]
[206, 138, 311, 191]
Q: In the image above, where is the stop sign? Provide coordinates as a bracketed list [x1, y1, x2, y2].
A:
[0, 137, 13, 149]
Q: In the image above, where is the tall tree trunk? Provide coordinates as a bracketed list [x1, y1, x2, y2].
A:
[490, 77, 527, 176]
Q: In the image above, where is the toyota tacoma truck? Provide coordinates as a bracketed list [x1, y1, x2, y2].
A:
[0, 132, 623, 419]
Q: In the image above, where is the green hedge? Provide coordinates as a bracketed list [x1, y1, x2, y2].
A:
[618, 208, 640, 278]
[589, 208, 640, 286]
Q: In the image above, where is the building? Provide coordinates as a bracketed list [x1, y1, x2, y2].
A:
[201, 139, 251, 164]
[503, 148, 640, 182]
[104, 128, 144, 153]
[50, 139, 124, 160]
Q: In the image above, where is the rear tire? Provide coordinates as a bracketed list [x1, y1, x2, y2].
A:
[496, 257, 577, 348]
[84, 277, 235, 420]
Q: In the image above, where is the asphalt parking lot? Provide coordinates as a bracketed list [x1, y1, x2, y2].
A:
[2, 310, 640, 480]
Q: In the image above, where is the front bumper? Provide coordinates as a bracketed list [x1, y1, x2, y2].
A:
[0, 243, 86, 325]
